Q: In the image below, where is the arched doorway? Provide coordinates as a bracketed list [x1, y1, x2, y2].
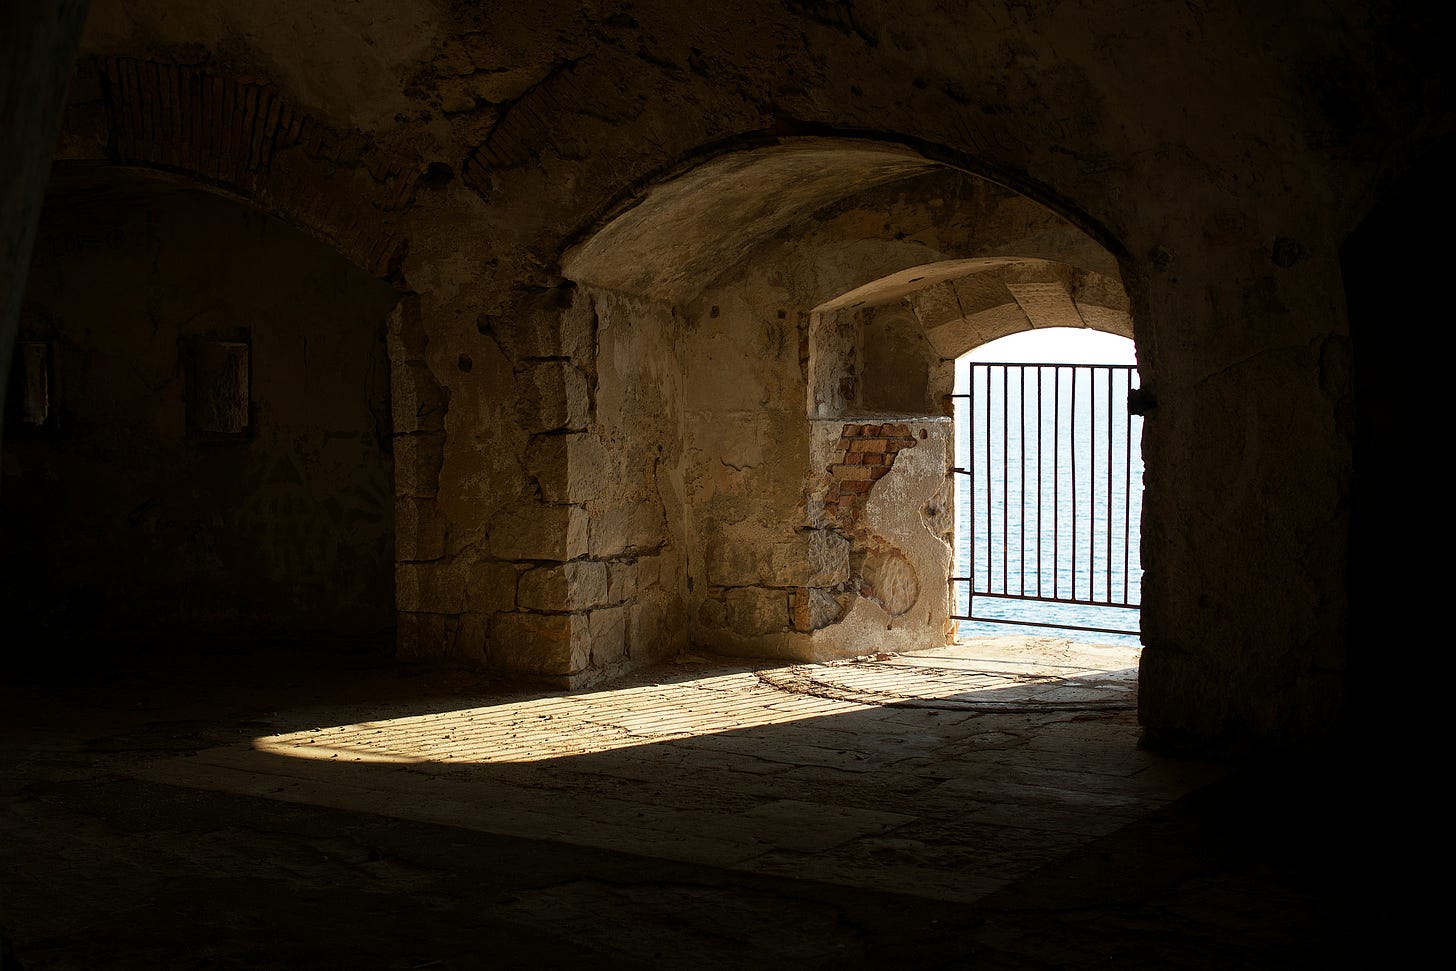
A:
[561, 137, 1138, 670]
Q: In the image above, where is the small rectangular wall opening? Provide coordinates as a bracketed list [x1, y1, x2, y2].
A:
[185, 338, 250, 438]
[9, 340, 52, 429]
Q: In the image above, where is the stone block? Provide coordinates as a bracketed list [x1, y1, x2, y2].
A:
[707, 528, 850, 587]
[607, 561, 639, 603]
[517, 559, 609, 611]
[588, 501, 665, 558]
[525, 431, 612, 503]
[515, 360, 590, 433]
[491, 611, 590, 676]
[636, 554, 662, 590]
[395, 611, 457, 660]
[390, 361, 448, 434]
[394, 496, 449, 562]
[697, 596, 727, 628]
[393, 432, 445, 498]
[395, 559, 467, 613]
[791, 587, 812, 631]
[726, 586, 790, 637]
[628, 595, 676, 660]
[451, 612, 490, 666]
[524, 433, 570, 501]
[386, 295, 428, 362]
[487, 503, 588, 561]
[791, 586, 850, 631]
[560, 288, 597, 363]
[589, 605, 629, 666]
[463, 560, 520, 613]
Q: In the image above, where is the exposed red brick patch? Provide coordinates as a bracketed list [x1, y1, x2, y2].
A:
[823, 421, 919, 524]
[92, 55, 414, 277]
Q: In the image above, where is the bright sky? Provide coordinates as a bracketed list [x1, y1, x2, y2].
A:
[966, 327, 1136, 365]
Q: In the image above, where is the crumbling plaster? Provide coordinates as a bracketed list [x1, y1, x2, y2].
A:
[5, 0, 1444, 747]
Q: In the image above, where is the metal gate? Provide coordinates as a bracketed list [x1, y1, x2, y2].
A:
[951, 361, 1143, 637]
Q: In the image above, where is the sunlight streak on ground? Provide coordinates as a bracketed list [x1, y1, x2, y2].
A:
[252, 669, 871, 764]
[252, 641, 1140, 766]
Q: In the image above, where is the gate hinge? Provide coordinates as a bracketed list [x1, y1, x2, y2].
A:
[1128, 387, 1156, 416]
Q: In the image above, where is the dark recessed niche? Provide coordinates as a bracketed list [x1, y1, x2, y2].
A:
[8, 340, 52, 430]
[185, 338, 251, 439]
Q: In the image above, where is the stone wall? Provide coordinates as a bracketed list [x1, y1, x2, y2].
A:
[394, 284, 687, 686]
[680, 257, 955, 660]
[3, 177, 399, 643]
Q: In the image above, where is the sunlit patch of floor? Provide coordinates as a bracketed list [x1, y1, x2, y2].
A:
[131, 637, 1218, 903]
[252, 668, 859, 765]
[253, 639, 1142, 766]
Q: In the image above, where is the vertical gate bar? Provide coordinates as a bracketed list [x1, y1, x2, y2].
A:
[1087, 365, 1094, 602]
[1054, 366, 1061, 600]
[1070, 366, 1078, 601]
[985, 363, 992, 595]
[1019, 365, 1026, 596]
[1106, 365, 1113, 605]
[1089, 365, 1096, 603]
[966, 358, 976, 620]
[1001, 365, 1008, 595]
[1036, 364, 1043, 599]
[1124, 367, 1133, 606]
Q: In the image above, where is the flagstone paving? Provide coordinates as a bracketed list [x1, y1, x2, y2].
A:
[1, 637, 1378, 969]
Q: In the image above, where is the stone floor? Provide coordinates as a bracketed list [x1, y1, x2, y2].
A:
[1, 637, 1384, 969]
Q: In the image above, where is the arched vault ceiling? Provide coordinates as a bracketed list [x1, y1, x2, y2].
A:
[564, 141, 1122, 311]
[816, 257, 1133, 360]
[561, 140, 937, 301]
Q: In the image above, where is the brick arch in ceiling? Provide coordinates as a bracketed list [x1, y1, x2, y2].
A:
[55, 55, 421, 281]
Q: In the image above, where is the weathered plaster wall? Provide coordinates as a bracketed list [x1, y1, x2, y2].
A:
[2, 177, 398, 643]
[675, 264, 955, 662]
[661, 158, 1120, 663]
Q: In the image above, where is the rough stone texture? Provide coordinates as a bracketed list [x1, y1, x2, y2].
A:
[517, 560, 609, 612]
[395, 496, 449, 562]
[706, 529, 850, 588]
[487, 504, 588, 562]
[861, 548, 921, 617]
[587, 502, 666, 559]
[724, 587, 791, 638]
[807, 419, 954, 657]
[463, 561, 520, 615]
[587, 604, 629, 667]
[491, 611, 590, 678]
[514, 361, 591, 434]
[525, 432, 611, 504]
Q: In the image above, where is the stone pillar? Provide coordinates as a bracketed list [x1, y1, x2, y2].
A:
[1136, 252, 1350, 748]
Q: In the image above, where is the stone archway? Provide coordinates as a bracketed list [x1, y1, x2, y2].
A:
[558, 137, 1133, 669]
